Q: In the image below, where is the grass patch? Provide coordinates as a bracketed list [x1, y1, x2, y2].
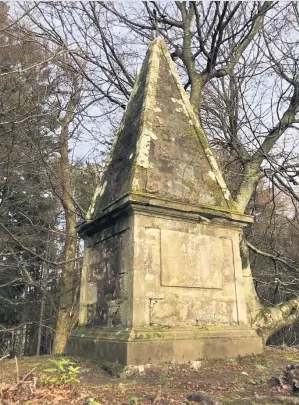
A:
[98, 360, 124, 377]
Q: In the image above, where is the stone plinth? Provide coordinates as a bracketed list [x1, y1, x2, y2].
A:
[67, 197, 263, 364]
[68, 326, 262, 365]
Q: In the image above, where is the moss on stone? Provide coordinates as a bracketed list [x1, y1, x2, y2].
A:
[204, 175, 226, 206]
[182, 178, 196, 190]
[187, 125, 241, 212]
[187, 124, 210, 152]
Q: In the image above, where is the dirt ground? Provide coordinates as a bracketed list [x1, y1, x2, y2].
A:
[1, 346, 299, 404]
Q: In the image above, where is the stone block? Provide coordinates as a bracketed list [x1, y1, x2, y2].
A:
[67, 326, 263, 365]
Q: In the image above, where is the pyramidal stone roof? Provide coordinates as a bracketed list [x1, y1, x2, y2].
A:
[87, 39, 243, 222]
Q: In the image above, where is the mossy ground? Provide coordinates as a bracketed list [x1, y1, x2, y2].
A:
[1, 347, 299, 404]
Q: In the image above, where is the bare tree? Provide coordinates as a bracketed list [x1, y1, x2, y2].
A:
[0, 3, 93, 354]
[15, 1, 299, 345]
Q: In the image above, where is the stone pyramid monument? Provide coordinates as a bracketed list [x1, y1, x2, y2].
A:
[67, 39, 263, 364]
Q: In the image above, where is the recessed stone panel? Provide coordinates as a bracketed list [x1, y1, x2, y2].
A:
[161, 229, 230, 289]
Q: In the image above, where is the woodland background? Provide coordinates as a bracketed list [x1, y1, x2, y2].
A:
[1, 1, 299, 358]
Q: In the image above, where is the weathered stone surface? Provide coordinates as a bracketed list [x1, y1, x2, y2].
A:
[90, 39, 237, 220]
[68, 38, 263, 365]
[67, 325, 263, 365]
[79, 215, 134, 328]
[132, 213, 247, 328]
[160, 229, 224, 289]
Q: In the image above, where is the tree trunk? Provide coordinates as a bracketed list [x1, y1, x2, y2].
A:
[36, 263, 48, 356]
[52, 135, 78, 352]
[252, 298, 299, 343]
[36, 291, 45, 356]
[78, 247, 89, 326]
[53, 310, 76, 354]
[52, 122, 78, 353]
[53, 83, 80, 353]
[235, 162, 262, 213]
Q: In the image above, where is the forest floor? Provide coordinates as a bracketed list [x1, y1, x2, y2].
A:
[1, 346, 299, 405]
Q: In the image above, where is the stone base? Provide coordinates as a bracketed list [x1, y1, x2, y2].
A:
[67, 326, 263, 365]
